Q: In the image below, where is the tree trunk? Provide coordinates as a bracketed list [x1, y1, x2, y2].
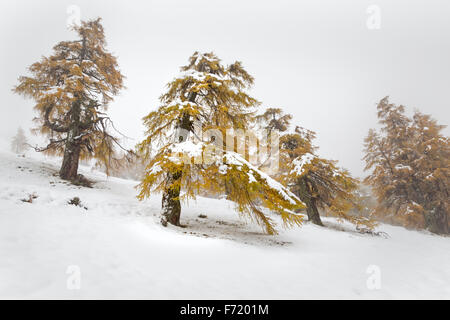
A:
[298, 178, 324, 226]
[426, 206, 449, 235]
[60, 100, 82, 181]
[160, 92, 196, 227]
[306, 198, 324, 226]
[161, 170, 182, 227]
[59, 137, 81, 180]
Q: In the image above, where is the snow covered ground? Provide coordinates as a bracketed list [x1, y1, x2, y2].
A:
[0, 150, 449, 299]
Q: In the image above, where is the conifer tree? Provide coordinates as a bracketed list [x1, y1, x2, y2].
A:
[10, 127, 29, 154]
[256, 108, 292, 135]
[254, 108, 291, 173]
[364, 97, 449, 234]
[281, 128, 371, 227]
[13, 18, 125, 181]
[137, 52, 304, 234]
[257, 108, 371, 227]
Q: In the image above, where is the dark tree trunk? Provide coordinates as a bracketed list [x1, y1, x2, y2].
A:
[160, 92, 196, 227]
[59, 100, 82, 181]
[161, 170, 182, 227]
[426, 206, 449, 235]
[306, 198, 324, 226]
[59, 141, 81, 180]
[298, 177, 324, 226]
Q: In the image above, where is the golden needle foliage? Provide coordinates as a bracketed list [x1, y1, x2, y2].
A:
[364, 97, 449, 234]
[13, 18, 125, 174]
[137, 52, 304, 234]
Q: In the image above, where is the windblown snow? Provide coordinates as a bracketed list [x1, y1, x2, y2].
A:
[0, 150, 449, 299]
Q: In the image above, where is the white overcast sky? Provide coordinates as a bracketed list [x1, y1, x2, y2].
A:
[0, 0, 449, 177]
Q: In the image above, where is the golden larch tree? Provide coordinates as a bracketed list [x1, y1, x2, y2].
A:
[13, 18, 125, 181]
[364, 97, 449, 234]
[257, 108, 372, 228]
[137, 52, 304, 234]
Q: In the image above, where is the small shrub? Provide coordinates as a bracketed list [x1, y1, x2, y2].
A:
[68, 197, 88, 210]
[21, 193, 38, 203]
[356, 226, 389, 238]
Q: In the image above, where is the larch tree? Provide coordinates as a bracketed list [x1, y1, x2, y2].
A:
[11, 127, 29, 154]
[256, 107, 292, 136]
[137, 52, 304, 234]
[364, 97, 449, 234]
[281, 129, 372, 227]
[255, 107, 292, 172]
[257, 108, 372, 228]
[13, 18, 125, 181]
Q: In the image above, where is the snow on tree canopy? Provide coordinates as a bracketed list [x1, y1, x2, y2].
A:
[137, 51, 306, 234]
[222, 151, 303, 206]
[394, 164, 412, 171]
[138, 139, 305, 234]
[290, 153, 316, 176]
[146, 140, 304, 209]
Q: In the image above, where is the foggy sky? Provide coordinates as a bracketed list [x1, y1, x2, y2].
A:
[1, 0, 449, 177]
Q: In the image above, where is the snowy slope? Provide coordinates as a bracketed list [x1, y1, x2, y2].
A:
[0, 150, 449, 299]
